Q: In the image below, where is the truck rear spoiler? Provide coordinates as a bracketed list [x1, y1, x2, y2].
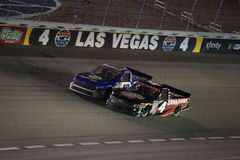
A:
[161, 84, 191, 98]
[126, 67, 152, 80]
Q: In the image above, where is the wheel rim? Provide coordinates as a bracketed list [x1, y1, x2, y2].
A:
[173, 107, 181, 116]
[141, 107, 149, 117]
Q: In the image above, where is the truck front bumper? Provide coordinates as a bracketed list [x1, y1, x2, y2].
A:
[69, 82, 101, 97]
[106, 96, 137, 115]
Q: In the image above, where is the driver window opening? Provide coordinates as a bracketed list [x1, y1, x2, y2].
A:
[122, 72, 130, 82]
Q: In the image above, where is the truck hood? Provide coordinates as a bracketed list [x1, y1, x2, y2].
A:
[114, 90, 147, 104]
[75, 72, 115, 89]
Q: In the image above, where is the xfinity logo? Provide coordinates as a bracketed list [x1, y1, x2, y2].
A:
[206, 41, 221, 50]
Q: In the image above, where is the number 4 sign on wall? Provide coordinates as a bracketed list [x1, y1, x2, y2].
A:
[180, 37, 190, 51]
[38, 29, 50, 45]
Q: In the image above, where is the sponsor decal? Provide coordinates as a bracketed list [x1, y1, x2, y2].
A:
[0, 27, 23, 43]
[115, 82, 131, 88]
[205, 41, 221, 50]
[162, 36, 176, 52]
[87, 75, 102, 82]
[167, 99, 188, 105]
[228, 43, 240, 51]
[119, 91, 145, 100]
[135, 81, 160, 92]
[55, 29, 71, 47]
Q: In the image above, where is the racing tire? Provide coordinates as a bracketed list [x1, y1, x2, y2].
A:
[104, 88, 112, 100]
[140, 106, 150, 117]
[172, 106, 181, 117]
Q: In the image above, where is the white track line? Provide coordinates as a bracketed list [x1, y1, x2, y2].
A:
[0, 135, 239, 151]
[208, 137, 225, 140]
[52, 143, 74, 147]
[228, 136, 240, 139]
[148, 139, 167, 142]
[189, 137, 207, 140]
[127, 140, 145, 143]
[104, 141, 123, 145]
[0, 147, 20, 151]
[24, 145, 46, 149]
[79, 142, 101, 146]
[169, 138, 187, 141]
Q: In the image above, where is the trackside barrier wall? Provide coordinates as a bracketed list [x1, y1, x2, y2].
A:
[0, 25, 240, 54]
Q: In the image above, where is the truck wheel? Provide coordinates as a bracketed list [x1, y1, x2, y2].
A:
[140, 106, 150, 117]
[104, 88, 112, 100]
[172, 106, 181, 117]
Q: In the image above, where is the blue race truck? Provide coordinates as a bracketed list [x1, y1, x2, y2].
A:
[69, 64, 152, 99]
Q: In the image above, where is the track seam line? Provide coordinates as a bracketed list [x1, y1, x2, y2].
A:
[24, 145, 46, 149]
[1, 135, 240, 151]
[0, 147, 20, 151]
[103, 141, 124, 145]
[52, 143, 74, 147]
[188, 137, 207, 140]
[148, 138, 167, 142]
[207, 136, 226, 140]
[79, 142, 101, 146]
[169, 138, 187, 141]
[127, 140, 145, 143]
[228, 136, 240, 139]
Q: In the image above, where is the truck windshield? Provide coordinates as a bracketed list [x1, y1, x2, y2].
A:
[92, 65, 121, 81]
[128, 81, 160, 101]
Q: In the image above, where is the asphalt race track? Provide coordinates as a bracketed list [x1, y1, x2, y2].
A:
[0, 45, 240, 160]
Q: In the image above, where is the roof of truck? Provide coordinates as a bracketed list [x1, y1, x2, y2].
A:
[102, 64, 127, 71]
[136, 80, 162, 89]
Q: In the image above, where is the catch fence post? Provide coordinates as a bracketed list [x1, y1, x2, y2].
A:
[136, 0, 146, 29]
[38, 0, 46, 22]
[102, 0, 111, 26]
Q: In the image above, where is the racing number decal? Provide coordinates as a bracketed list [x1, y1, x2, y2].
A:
[123, 83, 130, 88]
[120, 82, 131, 88]
[180, 37, 189, 51]
[158, 101, 167, 113]
[151, 101, 167, 114]
[114, 82, 131, 88]
[38, 29, 50, 45]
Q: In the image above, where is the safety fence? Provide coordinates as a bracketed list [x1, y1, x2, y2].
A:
[0, 0, 240, 34]
[0, 24, 239, 54]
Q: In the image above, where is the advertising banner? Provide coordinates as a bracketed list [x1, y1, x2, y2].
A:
[12, 26, 239, 54]
[28, 28, 201, 53]
[226, 40, 240, 54]
[0, 25, 27, 45]
[201, 38, 240, 54]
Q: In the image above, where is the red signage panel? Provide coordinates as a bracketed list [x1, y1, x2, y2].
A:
[0, 25, 27, 45]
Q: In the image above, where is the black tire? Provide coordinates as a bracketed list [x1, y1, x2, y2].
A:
[140, 106, 150, 117]
[172, 106, 181, 117]
[104, 88, 112, 100]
